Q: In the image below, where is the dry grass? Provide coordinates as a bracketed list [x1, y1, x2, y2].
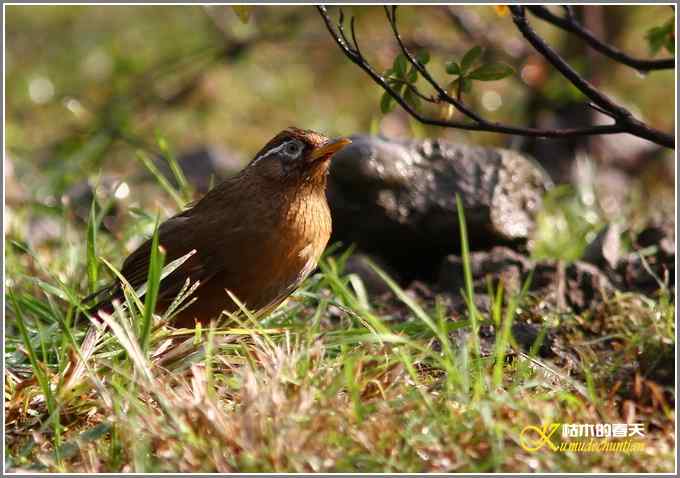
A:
[5, 238, 675, 472]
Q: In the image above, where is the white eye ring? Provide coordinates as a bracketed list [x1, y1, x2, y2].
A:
[284, 141, 303, 157]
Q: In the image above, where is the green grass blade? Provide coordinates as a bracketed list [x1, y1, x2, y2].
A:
[455, 194, 484, 400]
[157, 134, 193, 204]
[8, 289, 62, 457]
[86, 199, 99, 294]
[99, 249, 195, 317]
[136, 150, 186, 209]
[9, 290, 51, 398]
[99, 257, 146, 314]
[366, 259, 444, 342]
[492, 290, 517, 389]
[141, 215, 166, 354]
[136, 249, 197, 299]
[455, 194, 480, 353]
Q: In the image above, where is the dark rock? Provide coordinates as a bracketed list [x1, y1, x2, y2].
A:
[63, 146, 246, 231]
[618, 253, 674, 295]
[582, 223, 624, 270]
[561, 261, 614, 311]
[635, 223, 675, 258]
[510, 322, 556, 358]
[438, 247, 615, 313]
[328, 135, 552, 279]
[439, 246, 530, 296]
[594, 167, 632, 220]
[581, 221, 674, 295]
[611, 222, 675, 295]
[448, 293, 493, 317]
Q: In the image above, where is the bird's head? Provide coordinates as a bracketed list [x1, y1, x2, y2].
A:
[246, 127, 351, 187]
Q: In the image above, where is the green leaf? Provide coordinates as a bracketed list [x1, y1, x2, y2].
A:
[407, 66, 418, 83]
[529, 185, 603, 262]
[393, 53, 407, 78]
[380, 91, 395, 114]
[416, 50, 430, 65]
[460, 45, 483, 74]
[468, 63, 514, 81]
[445, 61, 461, 75]
[9, 289, 61, 448]
[645, 18, 674, 55]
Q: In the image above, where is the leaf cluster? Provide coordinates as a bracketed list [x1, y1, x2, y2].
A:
[380, 51, 430, 114]
[445, 46, 514, 100]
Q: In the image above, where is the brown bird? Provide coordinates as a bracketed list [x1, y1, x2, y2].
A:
[89, 127, 351, 328]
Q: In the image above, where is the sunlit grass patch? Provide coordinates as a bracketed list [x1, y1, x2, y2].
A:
[5, 184, 674, 472]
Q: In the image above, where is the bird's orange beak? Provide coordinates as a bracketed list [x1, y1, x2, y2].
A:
[309, 137, 352, 163]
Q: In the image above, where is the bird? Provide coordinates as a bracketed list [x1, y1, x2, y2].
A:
[87, 127, 351, 328]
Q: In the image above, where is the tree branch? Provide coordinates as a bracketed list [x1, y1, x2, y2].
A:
[383, 6, 485, 123]
[317, 6, 676, 145]
[527, 6, 674, 71]
[509, 6, 674, 148]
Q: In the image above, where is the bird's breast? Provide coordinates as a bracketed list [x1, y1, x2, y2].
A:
[278, 193, 332, 280]
[169, 189, 333, 326]
[243, 192, 332, 309]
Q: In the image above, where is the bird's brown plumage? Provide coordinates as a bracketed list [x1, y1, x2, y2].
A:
[90, 127, 350, 327]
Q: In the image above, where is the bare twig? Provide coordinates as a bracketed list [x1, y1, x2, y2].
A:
[443, 6, 530, 59]
[317, 5, 674, 149]
[389, 78, 437, 103]
[527, 6, 674, 71]
[509, 6, 674, 148]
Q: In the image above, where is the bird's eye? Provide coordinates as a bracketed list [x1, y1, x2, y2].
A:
[284, 141, 302, 157]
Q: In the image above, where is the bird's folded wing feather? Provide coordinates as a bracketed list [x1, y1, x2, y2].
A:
[119, 212, 218, 302]
[118, 209, 271, 305]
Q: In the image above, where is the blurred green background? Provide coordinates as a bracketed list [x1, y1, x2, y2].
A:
[3, 8, 676, 472]
[5, 5, 675, 239]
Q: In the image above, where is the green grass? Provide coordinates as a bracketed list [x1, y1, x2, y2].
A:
[4, 174, 675, 472]
[4, 5, 675, 472]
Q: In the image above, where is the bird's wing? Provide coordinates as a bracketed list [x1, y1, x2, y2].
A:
[86, 194, 273, 316]
[118, 212, 217, 302]
[85, 211, 214, 315]
[119, 208, 273, 305]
